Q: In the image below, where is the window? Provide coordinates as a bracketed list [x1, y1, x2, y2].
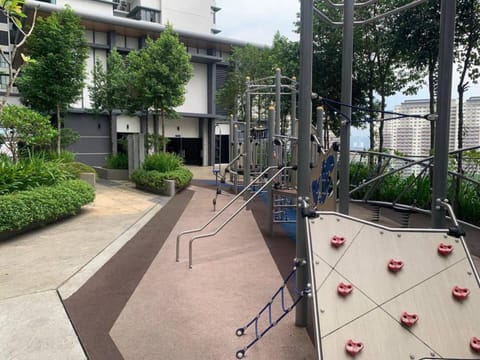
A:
[128, 7, 161, 23]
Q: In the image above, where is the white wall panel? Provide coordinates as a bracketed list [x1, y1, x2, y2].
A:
[117, 115, 140, 133]
[176, 63, 208, 114]
[164, 117, 199, 138]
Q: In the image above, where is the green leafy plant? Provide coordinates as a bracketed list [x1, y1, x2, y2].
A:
[0, 105, 57, 162]
[0, 156, 74, 195]
[142, 152, 183, 173]
[0, 179, 95, 233]
[130, 167, 192, 194]
[105, 153, 128, 169]
[60, 162, 96, 177]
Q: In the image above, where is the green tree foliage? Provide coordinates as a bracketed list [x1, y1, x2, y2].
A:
[89, 48, 128, 153]
[217, 34, 298, 121]
[0, 105, 57, 162]
[16, 6, 88, 154]
[0, 0, 38, 111]
[128, 25, 193, 152]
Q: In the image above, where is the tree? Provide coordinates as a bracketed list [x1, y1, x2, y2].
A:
[129, 25, 193, 152]
[16, 6, 88, 155]
[453, 0, 480, 212]
[0, 0, 38, 111]
[89, 48, 129, 153]
[393, 0, 441, 155]
[216, 44, 273, 120]
[0, 105, 57, 162]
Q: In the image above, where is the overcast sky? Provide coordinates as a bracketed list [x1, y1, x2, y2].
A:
[215, 0, 300, 45]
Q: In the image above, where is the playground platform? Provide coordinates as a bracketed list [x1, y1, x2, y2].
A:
[1, 166, 479, 359]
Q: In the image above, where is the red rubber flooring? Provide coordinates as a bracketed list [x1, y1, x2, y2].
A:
[64, 183, 315, 359]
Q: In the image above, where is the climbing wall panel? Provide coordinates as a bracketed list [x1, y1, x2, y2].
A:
[308, 212, 480, 360]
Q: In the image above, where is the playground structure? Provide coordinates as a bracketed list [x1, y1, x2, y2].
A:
[175, 1, 480, 359]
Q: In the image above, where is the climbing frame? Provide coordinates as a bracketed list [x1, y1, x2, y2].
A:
[307, 212, 480, 360]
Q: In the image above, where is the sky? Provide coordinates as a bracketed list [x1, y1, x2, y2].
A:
[215, 0, 480, 111]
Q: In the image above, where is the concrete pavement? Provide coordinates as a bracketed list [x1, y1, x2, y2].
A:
[0, 179, 170, 359]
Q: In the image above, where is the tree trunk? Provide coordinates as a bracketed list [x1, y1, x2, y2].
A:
[161, 109, 166, 152]
[110, 111, 117, 155]
[428, 62, 436, 155]
[57, 104, 61, 155]
[454, 86, 464, 214]
[368, 86, 375, 168]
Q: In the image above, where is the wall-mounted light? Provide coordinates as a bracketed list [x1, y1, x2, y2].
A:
[177, 126, 180, 131]
[97, 123, 101, 129]
[126, 124, 129, 130]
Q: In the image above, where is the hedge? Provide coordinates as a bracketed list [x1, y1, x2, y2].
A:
[0, 179, 95, 233]
[130, 167, 193, 194]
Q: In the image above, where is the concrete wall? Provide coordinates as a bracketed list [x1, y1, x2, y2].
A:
[176, 63, 208, 114]
[65, 113, 111, 166]
[161, 0, 214, 34]
[117, 115, 141, 133]
[57, 0, 112, 14]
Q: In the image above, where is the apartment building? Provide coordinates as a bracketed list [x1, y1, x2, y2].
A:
[3, 0, 247, 166]
[384, 99, 459, 157]
[464, 96, 480, 149]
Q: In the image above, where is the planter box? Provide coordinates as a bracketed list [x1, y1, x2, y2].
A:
[79, 172, 96, 187]
[94, 167, 129, 181]
[135, 179, 176, 196]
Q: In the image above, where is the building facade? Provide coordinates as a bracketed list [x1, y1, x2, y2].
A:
[384, 99, 459, 158]
[5, 0, 244, 166]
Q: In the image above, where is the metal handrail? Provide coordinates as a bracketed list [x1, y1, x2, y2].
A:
[175, 165, 279, 262]
[188, 166, 292, 268]
[219, 152, 244, 181]
[437, 199, 480, 287]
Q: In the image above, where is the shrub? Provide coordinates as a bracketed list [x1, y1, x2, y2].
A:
[61, 162, 96, 177]
[131, 167, 192, 194]
[105, 153, 128, 169]
[142, 152, 183, 173]
[0, 156, 75, 195]
[43, 150, 77, 162]
[0, 179, 95, 233]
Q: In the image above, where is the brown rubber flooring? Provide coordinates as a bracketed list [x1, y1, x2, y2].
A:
[64, 181, 315, 360]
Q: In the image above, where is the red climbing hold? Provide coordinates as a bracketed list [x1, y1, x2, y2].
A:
[331, 235, 346, 248]
[345, 339, 364, 356]
[388, 259, 404, 273]
[400, 311, 419, 327]
[438, 243, 454, 256]
[471, 337, 480, 353]
[452, 286, 470, 301]
[337, 282, 353, 297]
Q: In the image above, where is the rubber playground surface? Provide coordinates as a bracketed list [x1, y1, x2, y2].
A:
[63, 179, 316, 359]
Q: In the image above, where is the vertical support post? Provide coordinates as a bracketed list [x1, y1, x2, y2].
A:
[244, 79, 251, 199]
[268, 106, 275, 236]
[291, 78, 297, 139]
[296, 0, 313, 328]
[291, 78, 298, 187]
[339, 0, 354, 215]
[275, 68, 282, 137]
[432, 0, 457, 228]
[316, 107, 324, 148]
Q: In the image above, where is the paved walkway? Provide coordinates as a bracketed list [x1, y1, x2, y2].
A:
[0, 179, 170, 359]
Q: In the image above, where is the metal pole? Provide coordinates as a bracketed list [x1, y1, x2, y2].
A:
[291, 78, 298, 187]
[339, 0, 354, 215]
[432, 0, 456, 228]
[268, 106, 275, 236]
[275, 68, 282, 136]
[244, 79, 251, 198]
[291, 77, 297, 139]
[296, 0, 313, 328]
[316, 107, 324, 148]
